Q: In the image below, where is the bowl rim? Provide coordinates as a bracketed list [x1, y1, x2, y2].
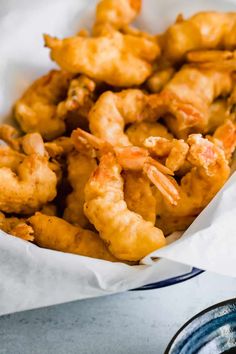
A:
[132, 267, 204, 291]
[164, 297, 236, 354]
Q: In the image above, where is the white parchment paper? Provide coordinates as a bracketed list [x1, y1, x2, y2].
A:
[0, 0, 235, 315]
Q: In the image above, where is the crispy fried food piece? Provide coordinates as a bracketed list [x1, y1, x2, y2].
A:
[186, 49, 236, 63]
[187, 50, 236, 71]
[228, 84, 236, 110]
[93, 0, 141, 35]
[14, 70, 73, 140]
[72, 128, 179, 206]
[145, 137, 189, 172]
[0, 212, 34, 241]
[148, 66, 234, 138]
[0, 133, 57, 214]
[84, 153, 166, 261]
[89, 90, 158, 146]
[154, 133, 232, 224]
[162, 12, 236, 62]
[44, 32, 160, 87]
[0, 124, 21, 151]
[29, 212, 117, 261]
[126, 121, 173, 147]
[40, 203, 58, 216]
[206, 99, 230, 134]
[56, 75, 96, 131]
[155, 214, 195, 236]
[45, 137, 73, 158]
[212, 119, 236, 161]
[123, 171, 156, 224]
[146, 67, 176, 93]
[63, 152, 97, 227]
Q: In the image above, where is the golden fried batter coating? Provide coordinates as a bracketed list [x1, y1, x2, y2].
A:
[93, 0, 141, 35]
[145, 137, 189, 172]
[0, 133, 57, 214]
[0, 212, 34, 241]
[123, 171, 156, 224]
[154, 133, 232, 223]
[44, 32, 160, 87]
[0, 124, 20, 151]
[56, 75, 96, 131]
[84, 153, 166, 261]
[162, 12, 236, 62]
[146, 67, 176, 93]
[156, 214, 195, 236]
[72, 128, 179, 206]
[126, 121, 173, 147]
[29, 212, 117, 261]
[64, 152, 97, 227]
[89, 90, 158, 146]
[14, 70, 73, 140]
[148, 66, 234, 138]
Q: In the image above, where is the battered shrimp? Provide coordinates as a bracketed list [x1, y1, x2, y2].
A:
[89, 89, 158, 146]
[145, 137, 189, 172]
[93, 0, 141, 35]
[0, 212, 34, 241]
[206, 99, 230, 134]
[156, 214, 195, 236]
[29, 212, 117, 261]
[84, 153, 166, 261]
[56, 75, 96, 131]
[146, 67, 176, 93]
[123, 171, 156, 224]
[45, 137, 74, 158]
[126, 121, 173, 148]
[63, 152, 97, 227]
[212, 119, 236, 161]
[44, 31, 160, 87]
[186, 49, 236, 64]
[72, 128, 179, 206]
[0, 124, 20, 151]
[14, 70, 73, 140]
[148, 66, 234, 138]
[154, 134, 232, 224]
[162, 12, 236, 63]
[0, 133, 57, 214]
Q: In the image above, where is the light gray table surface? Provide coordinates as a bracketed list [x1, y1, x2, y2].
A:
[1, 271, 236, 354]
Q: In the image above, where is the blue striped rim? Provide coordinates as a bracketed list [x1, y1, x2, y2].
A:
[131, 267, 204, 291]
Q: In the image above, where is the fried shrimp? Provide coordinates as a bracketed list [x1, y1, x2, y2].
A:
[126, 121, 173, 148]
[89, 89, 158, 146]
[44, 32, 160, 87]
[72, 128, 180, 205]
[0, 124, 20, 151]
[154, 134, 232, 225]
[162, 12, 236, 63]
[93, 0, 141, 35]
[14, 70, 73, 140]
[29, 212, 117, 261]
[186, 49, 236, 64]
[146, 67, 176, 93]
[123, 171, 156, 224]
[84, 153, 166, 261]
[145, 137, 189, 172]
[63, 152, 97, 227]
[45, 137, 73, 158]
[0, 133, 57, 214]
[0, 212, 34, 241]
[212, 119, 236, 161]
[148, 66, 234, 138]
[56, 75, 96, 131]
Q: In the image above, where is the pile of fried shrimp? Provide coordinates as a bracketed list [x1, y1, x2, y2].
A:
[0, 0, 236, 264]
